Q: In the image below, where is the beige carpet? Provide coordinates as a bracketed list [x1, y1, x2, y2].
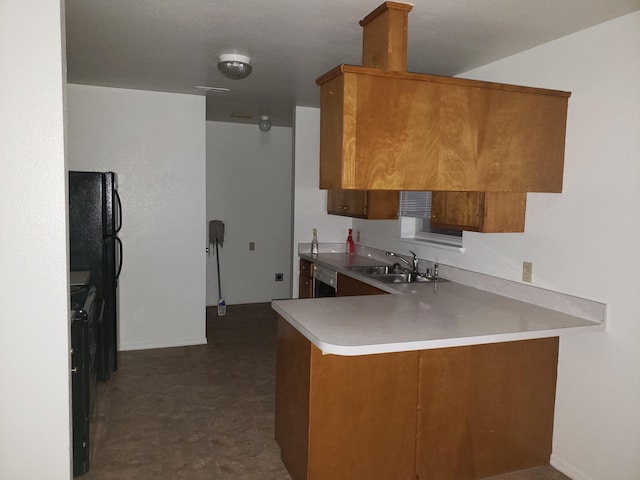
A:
[83, 303, 570, 480]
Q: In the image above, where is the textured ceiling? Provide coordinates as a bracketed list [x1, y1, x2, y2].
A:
[65, 0, 640, 127]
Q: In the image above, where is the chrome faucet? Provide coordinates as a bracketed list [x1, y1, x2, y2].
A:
[386, 250, 419, 274]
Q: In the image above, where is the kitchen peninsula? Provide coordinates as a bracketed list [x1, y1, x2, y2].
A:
[271, 248, 605, 480]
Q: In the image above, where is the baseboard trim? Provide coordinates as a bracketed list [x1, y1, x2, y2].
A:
[551, 453, 594, 480]
[119, 337, 208, 351]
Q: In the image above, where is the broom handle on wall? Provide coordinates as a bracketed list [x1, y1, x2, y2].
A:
[215, 241, 222, 299]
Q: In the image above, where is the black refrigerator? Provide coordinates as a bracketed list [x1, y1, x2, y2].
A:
[69, 171, 122, 381]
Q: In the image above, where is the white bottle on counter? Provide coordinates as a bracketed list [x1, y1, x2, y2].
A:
[311, 228, 319, 258]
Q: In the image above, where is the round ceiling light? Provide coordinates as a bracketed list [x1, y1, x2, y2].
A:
[217, 54, 252, 80]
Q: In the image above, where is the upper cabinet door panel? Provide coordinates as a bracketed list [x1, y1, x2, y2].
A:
[431, 191, 482, 231]
[354, 74, 441, 190]
[431, 191, 527, 233]
[327, 189, 399, 219]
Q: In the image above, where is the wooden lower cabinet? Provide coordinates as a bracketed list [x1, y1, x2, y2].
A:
[298, 259, 314, 299]
[416, 339, 558, 479]
[275, 318, 559, 480]
[336, 272, 388, 296]
[275, 318, 418, 480]
[431, 191, 527, 233]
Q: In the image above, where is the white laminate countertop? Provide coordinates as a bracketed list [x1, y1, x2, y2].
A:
[271, 250, 606, 356]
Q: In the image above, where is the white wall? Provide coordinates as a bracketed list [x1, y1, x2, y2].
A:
[292, 107, 352, 296]
[66, 85, 207, 350]
[0, 2, 71, 478]
[206, 121, 293, 305]
[355, 12, 640, 480]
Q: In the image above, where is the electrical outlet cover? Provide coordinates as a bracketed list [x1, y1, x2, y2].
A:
[522, 262, 533, 282]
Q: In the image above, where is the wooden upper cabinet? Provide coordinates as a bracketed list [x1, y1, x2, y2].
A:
[431, 191, 527, 233]
[431, 191, 482, 231]
[327, 189, 399, 219]
[327, 190, 367, 217]
[318, 68, 570, 193]
[317, 2, 570, 194]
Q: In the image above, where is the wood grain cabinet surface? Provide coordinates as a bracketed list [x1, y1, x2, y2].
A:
[317, 67, 570, 194]
[431, 191, 527, 233]
[316, 2, 570, 195]
[327, 189, 399, 219]
[298, 259, 314, 299]
[336, 272, 388, 296]
[275, 318, 418, 480]
[275, 318, 559, 480]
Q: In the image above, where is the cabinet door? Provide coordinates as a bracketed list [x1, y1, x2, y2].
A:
[327, 190, 367, 216]
[300, 259, 314, 278]
[431, 191, 526, 233]
[327, 190, 346, 215]
[336, 273, 387, 296]
[365, 191, 400, 219]
[480, 192, 526, 232]
[431, 191, 482, 231]
[275, 318, 312, 480]
[298, 274, 313, 299]
[299, 259, 314, 299]
[342, 190, 367, 216]
[276, 318, 418, 480]
[415, 338, 558, 480]
[308, 337, 419, 480]
[327, 190, 399, 219]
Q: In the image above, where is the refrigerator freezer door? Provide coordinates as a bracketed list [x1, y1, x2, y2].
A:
[69, 171, 119, 380]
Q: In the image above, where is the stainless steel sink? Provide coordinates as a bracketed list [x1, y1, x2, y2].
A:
[371, 273, 436, 284]
[349, 266, 446, 284]
[349, 265, 405, 275]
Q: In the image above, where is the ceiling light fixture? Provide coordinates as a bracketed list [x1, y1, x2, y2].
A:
[258, 115, 271, 132]
[217, 54, 252, 80]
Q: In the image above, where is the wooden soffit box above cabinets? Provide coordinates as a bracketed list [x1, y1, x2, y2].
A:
[316, 2, 571, 194]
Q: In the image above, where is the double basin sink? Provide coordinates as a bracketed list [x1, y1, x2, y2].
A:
[349, 265, 443, 284]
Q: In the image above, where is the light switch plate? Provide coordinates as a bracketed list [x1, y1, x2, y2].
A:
[249, 242, 255, 251]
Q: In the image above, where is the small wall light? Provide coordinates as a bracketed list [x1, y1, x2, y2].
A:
[258, 115, 271, 132]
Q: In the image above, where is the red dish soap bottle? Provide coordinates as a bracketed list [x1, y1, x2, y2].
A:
[346, 228, 355, 255]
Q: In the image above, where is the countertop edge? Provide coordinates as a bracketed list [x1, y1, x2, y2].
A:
[272, 299, 604, 356]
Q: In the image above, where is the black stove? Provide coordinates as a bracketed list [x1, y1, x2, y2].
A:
[71, 284, 96, 319]
[70, 282, 102, 477]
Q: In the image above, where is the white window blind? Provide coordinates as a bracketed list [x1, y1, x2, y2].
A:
[400, 191, 431, 219]
[400, 191, 463, 247]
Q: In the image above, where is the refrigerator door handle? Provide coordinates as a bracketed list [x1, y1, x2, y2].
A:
[114, 189, 122, 234]
[115, 236, 123, 280]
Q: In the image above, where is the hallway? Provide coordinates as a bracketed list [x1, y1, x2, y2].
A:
[85, 303, 290, 479]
